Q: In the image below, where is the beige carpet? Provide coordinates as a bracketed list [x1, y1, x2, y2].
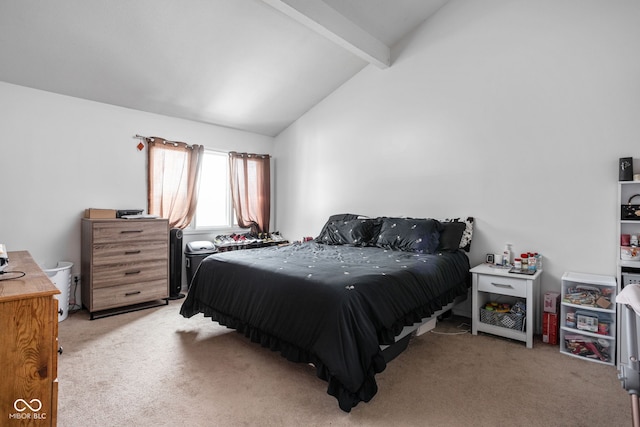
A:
[57, 300, 631, 426]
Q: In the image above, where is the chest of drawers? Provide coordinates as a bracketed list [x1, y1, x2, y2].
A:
[0, 251, 60, 426]
[81, 219, 169, 319]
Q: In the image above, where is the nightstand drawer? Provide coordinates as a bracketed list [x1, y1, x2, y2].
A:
[477, 274, 526, 298]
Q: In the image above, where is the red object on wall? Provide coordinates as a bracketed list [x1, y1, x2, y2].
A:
[543, 312, 558, 345]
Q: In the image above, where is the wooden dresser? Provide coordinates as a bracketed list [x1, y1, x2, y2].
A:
[81, 218, 169, 319]
[0, 251, 60, 426]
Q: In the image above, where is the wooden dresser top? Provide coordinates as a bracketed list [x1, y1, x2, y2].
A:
[0, 251, 60, 302]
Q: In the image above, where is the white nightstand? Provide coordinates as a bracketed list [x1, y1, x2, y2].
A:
[471, 264, 542, 348]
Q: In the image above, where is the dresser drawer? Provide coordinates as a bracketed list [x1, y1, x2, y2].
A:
[477, 274, 527, 298]
[92, 221, 168, 244]
[92, 280, 168, 311]
[92, 259, 168, 289]
[92, 241, 168, 266]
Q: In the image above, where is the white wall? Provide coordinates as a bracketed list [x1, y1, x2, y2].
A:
[0, 81, 272, 296]
[273, 0, 640, 297]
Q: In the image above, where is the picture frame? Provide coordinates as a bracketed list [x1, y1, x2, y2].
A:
[486, 254, 494, 264]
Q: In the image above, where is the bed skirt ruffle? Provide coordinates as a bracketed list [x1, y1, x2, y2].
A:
[180, 277, 468, 412]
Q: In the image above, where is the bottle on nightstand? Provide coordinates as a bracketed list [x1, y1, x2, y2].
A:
[503, 243, 512, 267]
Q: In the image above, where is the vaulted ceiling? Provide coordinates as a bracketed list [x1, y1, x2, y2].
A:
[0, 0, 448, 136]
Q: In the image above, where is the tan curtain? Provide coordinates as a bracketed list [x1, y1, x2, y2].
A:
[147, 137, 204, 229]
[229, 152, 271, 234]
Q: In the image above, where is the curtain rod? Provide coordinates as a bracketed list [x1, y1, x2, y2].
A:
[229, 151, 271, 159]
[135, 136, 270, 157]
[133, 134, 195, 149]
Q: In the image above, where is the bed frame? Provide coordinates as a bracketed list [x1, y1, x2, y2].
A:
[380, 297, 464, 362]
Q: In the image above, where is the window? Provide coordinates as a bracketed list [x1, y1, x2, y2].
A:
[192, 150, 235, 229]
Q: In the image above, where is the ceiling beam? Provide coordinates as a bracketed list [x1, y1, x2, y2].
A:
[261, 0, 391, 68]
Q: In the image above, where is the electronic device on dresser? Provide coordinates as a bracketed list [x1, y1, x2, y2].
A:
[168, 228, 185, 299]
[0, 243, 8, 272]
[116, 209, 144, 218]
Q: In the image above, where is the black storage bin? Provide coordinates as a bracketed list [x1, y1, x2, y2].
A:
[185, 241, 217, 288]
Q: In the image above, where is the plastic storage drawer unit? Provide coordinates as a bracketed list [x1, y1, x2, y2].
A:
[185, 241, 217, 288]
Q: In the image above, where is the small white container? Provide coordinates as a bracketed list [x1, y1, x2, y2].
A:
[502, 243, 512, 266]
[42, 261, 73, 321]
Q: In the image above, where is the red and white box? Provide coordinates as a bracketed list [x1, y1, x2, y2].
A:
[543, 312, 558, 344]
[543, 292, 560, 314]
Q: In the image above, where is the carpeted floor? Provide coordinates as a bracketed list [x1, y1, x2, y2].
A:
[57, 300, 631, 426]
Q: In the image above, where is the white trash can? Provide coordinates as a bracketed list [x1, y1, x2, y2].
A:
[43, 261, 73, 321]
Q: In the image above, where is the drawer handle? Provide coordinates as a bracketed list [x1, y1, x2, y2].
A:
[125, 270, 141, 275]
[491, 282, 514, 289]
[125, 291, 141, 296]
[121, 230, 143, 234]
[125, 250, 141, 255]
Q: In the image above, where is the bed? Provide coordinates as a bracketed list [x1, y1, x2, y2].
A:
[180, 215, 473, 411]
